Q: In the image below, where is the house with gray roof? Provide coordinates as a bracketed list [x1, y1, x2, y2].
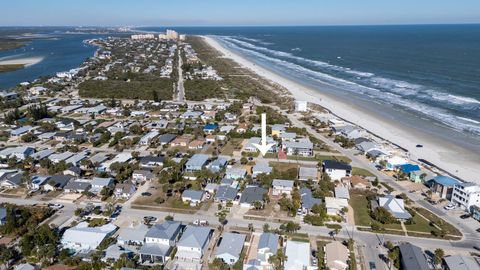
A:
[373, 195, 412, 220]
[0, 171, 23, 189]
[283, 139, 314, 157]
[140, 221, 184, 264]
[182, 189, 205, 206]
[208, 156, 229, 173]
[298, 167, 318, 181]
[64, 179, 91, 193]
[240, 186, 267, 208]
[185, 154, 209, 173]
[300, 188, 322, 214]
[175, 225, 213, 263]
[44, 175, 74, 191]
[252, 163, 273, 178]
[31, 149, 54, 161]
[443, 255, 480, 270]
[257, 233, 279, 263]
[139, 156, 165, 169]
[398, 243, 429, 270]
[158, 133, 176, 145]
[90, 177, 114, 193]
[214, 186, 238, 204]
[215, 232, 246, 265]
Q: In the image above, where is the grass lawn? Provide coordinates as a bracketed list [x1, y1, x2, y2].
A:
[414, 207, 461, 236]
[404, 213, 434, 233]
[220, 138, 243, 156]
[269, 161, 299, 173]
[352, 167, 375, 177]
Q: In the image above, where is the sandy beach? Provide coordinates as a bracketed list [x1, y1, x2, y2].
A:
[202, 35, 480, 183]
[0, 56, 44, 67]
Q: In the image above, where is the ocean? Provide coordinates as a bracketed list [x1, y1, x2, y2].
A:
[1, 25, 479, 150]
[140, 25, 480, 150]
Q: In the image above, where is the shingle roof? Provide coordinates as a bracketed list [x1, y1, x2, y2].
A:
[215, 186, 237, 201]
[182, 189, 204, 201]
[177, 226, 212, 249]
[145, 221, 182, 240]
[240, 186, 267, 204]
[258, 233, 278, 253]
[398, 243, 429, 270]
[215, 232, 246, 259]
[323, 160, 352, 171]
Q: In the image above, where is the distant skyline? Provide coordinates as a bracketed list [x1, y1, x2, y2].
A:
[2, 0, 480, 27]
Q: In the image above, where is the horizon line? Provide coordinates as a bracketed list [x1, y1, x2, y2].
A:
[1, 22, 480, 28]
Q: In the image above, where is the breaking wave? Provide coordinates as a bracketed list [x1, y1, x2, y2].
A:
[215, 35, 480, 136]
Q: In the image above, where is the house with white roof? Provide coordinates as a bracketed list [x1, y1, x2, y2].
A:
[451, 182, 480, 210]
[117, 222, 149, 246]
[61, 222, 117, 253]
[272, 179, 294, 196]
[225, 167, 247, 180]
[139, 131, 159, 146]
[325, 197, 349, 216]
[0, 146, 35, 161]
[284, 240, 316, 270]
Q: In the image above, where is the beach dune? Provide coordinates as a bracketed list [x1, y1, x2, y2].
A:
[202, 35, 480, 183]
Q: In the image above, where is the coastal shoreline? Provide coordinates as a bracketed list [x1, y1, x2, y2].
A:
[202, 35, 480, 183]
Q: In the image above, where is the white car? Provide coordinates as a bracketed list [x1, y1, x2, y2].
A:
[48, 203, 64, 210]
[444, 203, 456, 210]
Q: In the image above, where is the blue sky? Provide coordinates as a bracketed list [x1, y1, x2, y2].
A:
[2, 0, 480, 26]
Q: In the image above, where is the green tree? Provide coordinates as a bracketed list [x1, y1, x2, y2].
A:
[434, 248, 445, 266]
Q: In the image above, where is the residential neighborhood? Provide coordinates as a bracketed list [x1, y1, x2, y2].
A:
[0, 28, 478, 270]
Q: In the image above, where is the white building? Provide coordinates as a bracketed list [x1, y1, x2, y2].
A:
[175, 226, 213, 263]
[452, 183, 480, 210]
[295, 100, 308, 112]
[284, 240, 316, 270]
[139, 131, 159, 146]
[272, 179, 294, 196]
[61, 222, 117, 253]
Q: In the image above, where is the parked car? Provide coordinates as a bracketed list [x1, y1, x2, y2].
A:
[444, 203, 456, 210]
[141, 192, 152, 197]
[369, 262, 377, 270]
[48, 203, 64, 210]
[143, 216, 157, 224]
[193, 219, 209, 226]
[460, 214, 472, 219]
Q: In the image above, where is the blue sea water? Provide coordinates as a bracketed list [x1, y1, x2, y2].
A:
[1, 25, 479, 150]
[140, 25, 480, 144]
[0, 27, 103, 88]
